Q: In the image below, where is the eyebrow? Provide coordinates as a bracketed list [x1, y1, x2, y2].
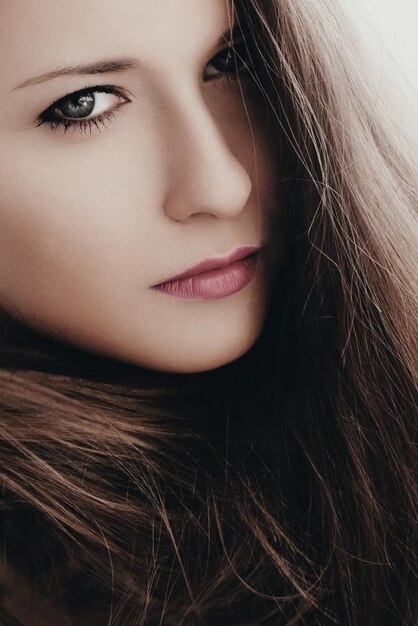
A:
[12, 59, 140, 90]
[11, 25, 241, 91]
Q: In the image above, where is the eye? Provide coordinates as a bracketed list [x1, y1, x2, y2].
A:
[205, 38, 251, 81]
[36, 86, 129, 133]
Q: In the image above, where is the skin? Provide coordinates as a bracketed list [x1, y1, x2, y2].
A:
[0, 0, 283, 374]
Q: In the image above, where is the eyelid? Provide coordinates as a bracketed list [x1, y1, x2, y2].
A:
[36, 30, 246, 112]
[215, 32, 244, 55]
[35, 85, 131, 135]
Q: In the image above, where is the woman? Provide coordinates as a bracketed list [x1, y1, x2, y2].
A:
[0, 0, 416, 624]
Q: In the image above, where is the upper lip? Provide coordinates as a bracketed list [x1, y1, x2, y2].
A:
[152, 245, 262, 286]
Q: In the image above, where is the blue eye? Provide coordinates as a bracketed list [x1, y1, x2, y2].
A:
[54, 91, 96, 119]
[205, 39, 251, 80]
[36, 85, 129, 133]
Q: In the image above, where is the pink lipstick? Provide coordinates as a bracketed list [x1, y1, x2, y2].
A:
[151, 245, 261, 300]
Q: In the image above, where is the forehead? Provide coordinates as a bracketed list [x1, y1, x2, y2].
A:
[0, 0, 234, 89]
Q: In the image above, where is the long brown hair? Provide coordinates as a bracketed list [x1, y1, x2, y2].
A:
[0, 0, 417, 624]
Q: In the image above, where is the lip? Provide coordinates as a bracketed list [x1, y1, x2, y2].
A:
[152, 245, 262, 286]
[150, 245, 262, 300]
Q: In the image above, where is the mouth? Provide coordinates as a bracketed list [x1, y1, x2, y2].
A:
[151, 245, 263, 300]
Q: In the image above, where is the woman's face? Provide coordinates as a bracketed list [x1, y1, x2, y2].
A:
[0, 0, 283, 373]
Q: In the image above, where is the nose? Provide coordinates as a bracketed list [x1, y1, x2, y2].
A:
[162, 92, 252, 222]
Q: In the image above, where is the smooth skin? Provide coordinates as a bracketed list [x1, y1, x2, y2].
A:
[0, 0, 283, 373]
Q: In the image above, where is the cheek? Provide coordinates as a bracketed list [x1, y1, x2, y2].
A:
[0, 138, 162, 318]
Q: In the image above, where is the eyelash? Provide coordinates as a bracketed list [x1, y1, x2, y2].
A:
[36, 86, 125, 134]
[36, 40, 252, 135]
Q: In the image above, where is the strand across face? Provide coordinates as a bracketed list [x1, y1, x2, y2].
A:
[0, 0, 283, 373]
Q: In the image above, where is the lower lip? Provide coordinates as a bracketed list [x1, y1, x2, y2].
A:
[152, 253, 259, 300]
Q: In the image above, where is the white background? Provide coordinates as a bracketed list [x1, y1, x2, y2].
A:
[351, 0, 417, 89]
[343, 0, 417, 135]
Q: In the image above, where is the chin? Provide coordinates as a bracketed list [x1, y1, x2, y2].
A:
[137, 327, 263, 374]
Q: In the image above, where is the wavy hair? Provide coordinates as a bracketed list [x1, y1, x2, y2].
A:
[0, 0, 417, 624]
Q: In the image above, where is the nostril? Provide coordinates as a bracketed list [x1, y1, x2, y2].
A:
[163, 144, 252, 222]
